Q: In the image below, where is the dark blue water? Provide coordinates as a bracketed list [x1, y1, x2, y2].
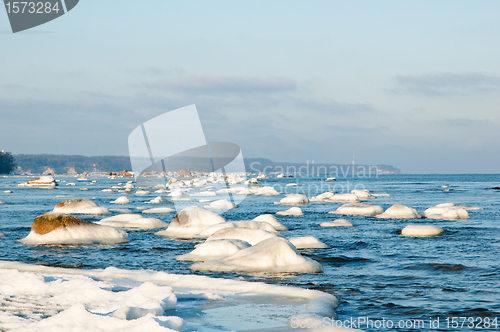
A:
[1, 174, 499, 331]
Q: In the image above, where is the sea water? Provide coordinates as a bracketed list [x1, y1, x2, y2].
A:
[0, 174, 499, 331]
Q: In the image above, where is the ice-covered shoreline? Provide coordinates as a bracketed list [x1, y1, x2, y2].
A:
[0, 260, 339, 332]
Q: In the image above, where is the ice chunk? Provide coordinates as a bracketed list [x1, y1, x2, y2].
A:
[253, 214, 288, 231]
[53, 199, 110, 215]
[176, 239, 251, 261]
[376, 204, 420, 219]
[190, 237, 323, 273]
[289, 236, 328, 249]
[276, 207, 304, 216]
[401, 225, 444, 237]
[329, 203, 383, 216]
[96, 214, 168, 229]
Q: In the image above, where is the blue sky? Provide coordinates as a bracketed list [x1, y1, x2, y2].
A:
[1, 1, 499, 173]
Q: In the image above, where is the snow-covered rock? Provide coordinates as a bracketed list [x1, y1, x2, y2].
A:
[310, 192, 334, 202]
[329, 194, 360, 202]
[19, 213, 127, 245]
[401, 225, 444, 237]
[329, 203, 383, 216]
[190, 191, 216, 197]
[148, 196, 167, 204]
[142, 207, 176, 214]
[255, 186, 280, 196]
[276, 207, 304, 216]
[155, 206, 225, 238]
[111, 196, 132, 204]
[289, 236, 328, 249]
[96, 214, 168, 229]
[176, 239, 251, 261]
[134, 190, 150, 196]
[253, 214, 288, 231]
[206, 228, 278, 246]
[53, 199, 110, 215]
[277, 194, 309, 205]
[190, 237, 323, 273]
[376, 204, 420, 219]
[17, 176, 56, 188]
[204, 199, 236, 209]
[423, 203, 470, 220]
[320, 219, 353, 227]
[351, 189, 374, 199]
[195, 220, 278, 238]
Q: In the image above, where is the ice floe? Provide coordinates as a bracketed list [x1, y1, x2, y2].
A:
[276, 207, 304, 216]
[19, 213, 128, 245]
[96, 214, 168, 229]
[190, 237, 323, 273]
[376, 204, 420, 219]
[155, 206, 225, 238]
[329, 203, 384, 216]
[53, 198, 110, 215]
[320, 219, 353, 227]
[289, 236, 328, 249]
[401, 225, 444, 237]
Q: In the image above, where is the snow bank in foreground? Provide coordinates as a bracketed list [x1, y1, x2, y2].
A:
[53, 198, 110, 215]
[0, 261, 339, 331]
[96, 214, 168, 229]
[320, 219, 353, 227]
[329, 203, 383, 216]
[155, 206, 225, 238]
[376, 204, 420, 219]
[277, 207, 304, 216]
[289, 236, 328, 249]
[190, 237, 323, 273]
[401, 225, 444, 237]
[253, 214, 288, 231]
[176, 239, 250, 261]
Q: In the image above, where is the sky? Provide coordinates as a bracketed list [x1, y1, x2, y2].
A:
[1, 0, 499, 174]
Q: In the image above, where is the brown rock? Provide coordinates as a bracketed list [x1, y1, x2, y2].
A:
[31, 213, 91, 235]
[118, 170, 133, 177]
[178, 169, 191, 177]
